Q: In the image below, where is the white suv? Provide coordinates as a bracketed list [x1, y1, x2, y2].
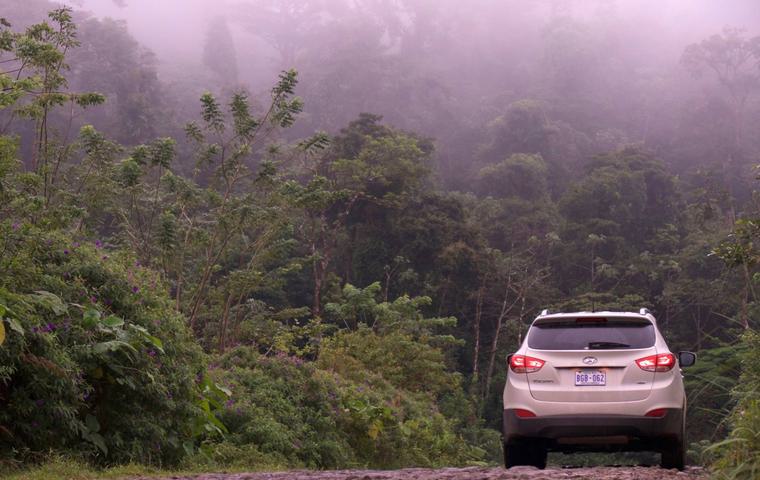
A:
[502, 309, 696, 470]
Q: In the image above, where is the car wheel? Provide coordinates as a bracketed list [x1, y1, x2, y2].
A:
[661, 412, 686, 470]
[530, 443, 547, 469]
[503, 442, 526, 468]
[504, 441, 547, 469]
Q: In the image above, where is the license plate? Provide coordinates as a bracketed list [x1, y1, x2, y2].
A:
[575, 370, 606, 386]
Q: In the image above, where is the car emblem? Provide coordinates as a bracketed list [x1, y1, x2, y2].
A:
[582, 356, 598, 365]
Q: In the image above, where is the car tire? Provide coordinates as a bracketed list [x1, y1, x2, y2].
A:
[531, 444, 547, 469]
[504, 441, 547, 469]
[660, 411, 686, 470]
[503, 442, 525, 468]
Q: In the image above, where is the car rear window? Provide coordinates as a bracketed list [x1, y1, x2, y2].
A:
[527, 319, 655, 350]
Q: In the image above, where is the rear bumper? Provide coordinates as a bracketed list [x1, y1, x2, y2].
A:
[503, 408, 683, 450]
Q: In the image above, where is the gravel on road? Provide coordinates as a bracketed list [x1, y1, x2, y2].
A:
[139, 466, 707, 480]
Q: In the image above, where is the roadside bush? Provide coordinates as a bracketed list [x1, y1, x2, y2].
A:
[711, 330, 760, 480]
[212, 344, 487, 469]
[0, 220, 205, 466]
[317, 327, 460, 399]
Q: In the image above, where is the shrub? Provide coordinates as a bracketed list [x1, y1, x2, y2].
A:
[211, 344, 487, 469]
[0, 221, 205, 466]
[711, 330, 760, 480]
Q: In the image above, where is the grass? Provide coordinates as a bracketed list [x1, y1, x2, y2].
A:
[2, 458, 188, 480]
[0, 458, 169, 480]
[1, 456, 288, 480]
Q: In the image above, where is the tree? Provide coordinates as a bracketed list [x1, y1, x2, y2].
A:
[231, 0, 341, 70]
[682, 28, 760, 169]
[556, 147, 682, 297]
[0, 8, 104, 202]
[68, 16, 165, 144]
[287, 114, 431, 317]
[107, 71, 304, 340]
[713, 217, 760, 330]
[203, 16, 239, 86]
[479, 249, 549, 407]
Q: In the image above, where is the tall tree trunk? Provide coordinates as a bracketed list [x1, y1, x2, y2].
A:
[343, 225, 357, 287]
[312, 269, 323, 318]
[218, 292, 234, 352]
[312, 248, 328, 318]
[188, 235, 231, 331]
[483, 282, 517, 403]
[472, 285, 485, 381]
[739, 263, 756, 330]
[437, 274, 451, 316]
[483, 317, 504, 405]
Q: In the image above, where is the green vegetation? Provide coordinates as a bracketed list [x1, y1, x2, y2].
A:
[0, 3, 759, 477]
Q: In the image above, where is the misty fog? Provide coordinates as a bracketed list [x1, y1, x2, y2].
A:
[36, 0, 759, 190]
[1, 0, 759, 202]
[4, 0, 760, 472]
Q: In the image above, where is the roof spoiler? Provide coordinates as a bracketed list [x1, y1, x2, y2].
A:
[537, 308, 654, 317]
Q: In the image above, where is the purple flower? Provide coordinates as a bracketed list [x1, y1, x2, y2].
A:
[32, 327, 39, 333]
[102, 255, 109, 260]
[84, 392, 90, 400]
[95, 240, 102, 248]
[72, 242, 80, 248]
[11, 222, 19, 230]
[63, 250, 69, 255]
[90, 296, 97, 304]
[148, 350, 156, 357]
[46, 322, 56, 332]
[225, 398, 235, 407]
[131, 286, 140, 294]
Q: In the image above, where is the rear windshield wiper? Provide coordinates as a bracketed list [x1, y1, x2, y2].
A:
[587, 341, 630, 349]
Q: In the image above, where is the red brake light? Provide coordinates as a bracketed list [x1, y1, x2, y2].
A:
[514, 409, 537, 418]
[635, 353, 675, 372]
[645, 408, 667, 418]
[510, 355, 545, 373]
[575, 317, 607, 324]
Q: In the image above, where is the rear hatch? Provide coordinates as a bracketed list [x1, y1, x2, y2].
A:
[525, 316, 656, 402]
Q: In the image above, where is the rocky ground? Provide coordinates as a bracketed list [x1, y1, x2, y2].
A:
[141, 466, 707, 480]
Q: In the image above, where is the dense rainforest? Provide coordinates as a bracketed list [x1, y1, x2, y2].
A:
[0, 0, 759, 478]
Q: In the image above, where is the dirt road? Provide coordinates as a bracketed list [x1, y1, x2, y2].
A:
[146, 466, 706, 480]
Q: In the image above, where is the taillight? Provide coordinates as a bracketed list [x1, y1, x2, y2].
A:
[645, 408, 667, 418]
[635, 353, 675, 372]
[575, 317, 607, 324]
[514, 409, 537, 418]
[510, 355, 545, 373]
